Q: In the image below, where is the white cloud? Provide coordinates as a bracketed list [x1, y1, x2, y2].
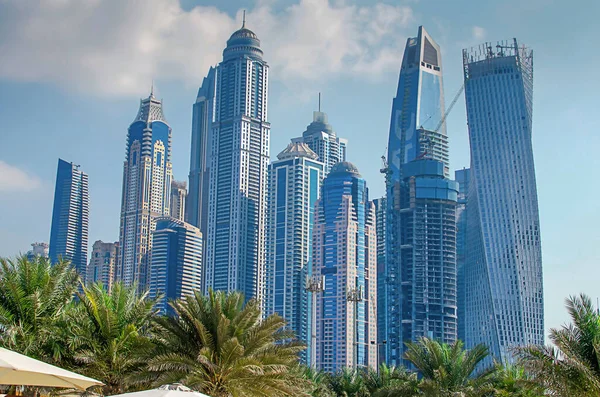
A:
[472, 26, 486, 41]
[0, 161, 42, 192]
[0, 0, 413, 97]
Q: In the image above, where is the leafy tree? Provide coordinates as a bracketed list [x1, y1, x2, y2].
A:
[66, 282, 157, 395]
[403, 338, 494, 397]
[0, 255, 79, 361]
[143, 289, 310, 397]
[516, 293, 600, 396]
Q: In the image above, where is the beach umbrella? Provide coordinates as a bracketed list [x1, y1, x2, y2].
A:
[109, 384, 211, 397]
[0, 347, 102, 390]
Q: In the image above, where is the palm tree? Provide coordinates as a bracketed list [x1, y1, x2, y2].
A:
[144, 289, 310, 397]
[327, 367, 368, 397]
[300, 365, 334, 397]
[66, 282, 158, 395]
[515, 293, 600, 396]
[490, 364, 544, 397]
[0, 255, 79, 360]
[403, 337, 494, 397]
[364, 364, 419, 397]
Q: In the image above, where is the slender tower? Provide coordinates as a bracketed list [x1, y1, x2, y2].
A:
[49, 159, 89, 277]
[117, 90, 172, 290]
[204, 18, 270, 301]
[461, 39, 543, 363]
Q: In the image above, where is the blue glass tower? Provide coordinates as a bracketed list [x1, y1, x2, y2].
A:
[462, 39, 543, 363]
[372, 197, 387, 365]
[118, 90, 172, 290]
[265, 142, 324, 364]
[384, 26, 451, 365]
[313, 162, 377, 372]
[149, 217, 203, 314]
[204, 21, 270, 301]
[49, 159, 89, 277]
[455, 168, 470, 343]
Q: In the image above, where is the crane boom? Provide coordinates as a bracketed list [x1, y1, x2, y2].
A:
[433, 81, 466, 133]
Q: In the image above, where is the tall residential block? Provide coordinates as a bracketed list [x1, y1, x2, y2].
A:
[26, 242, 49, 261]
[170, 180, 187, 222]
[149, 217, 203, 314]
[384, 26, 450, 365]
[49, 159, 89, 277]
[313, 162, 377, 372]
[118, 90, 172, 290]
[265, 142, 324, 363]
[186, 67, 216, 233]
[292, 109, 347, 174]
[204, 22, 270, 301]
[455, 168, 470, 342]
[372, 197, 387, 366]
[391, 159, 458, 365]
[87, 240, 118, 291]
[462, 40, 543, 363]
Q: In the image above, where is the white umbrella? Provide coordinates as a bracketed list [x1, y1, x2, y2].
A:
[0, 347, 103, 390]
[109, 384, 211, 397]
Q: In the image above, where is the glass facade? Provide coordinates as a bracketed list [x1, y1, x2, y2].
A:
[461, 40, 543, 363]
[265, 142, 324, 364]
[455, 168, 470, 343]
[117, 91, 172, 291]
[204, 23, 270, 302]
[149, 217, 203, 314]
[313, 162, 377, 372]
[49, 159, 89, 278]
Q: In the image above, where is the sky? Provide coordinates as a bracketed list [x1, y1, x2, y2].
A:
[0, 0, 598, 337]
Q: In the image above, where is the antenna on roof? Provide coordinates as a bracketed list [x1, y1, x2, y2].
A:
[318, 92, 321, 112]
[242, 10, 246, 28]
[150, 79, 154, 97]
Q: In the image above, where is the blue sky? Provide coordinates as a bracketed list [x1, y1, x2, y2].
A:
[0, 0, 598, 335]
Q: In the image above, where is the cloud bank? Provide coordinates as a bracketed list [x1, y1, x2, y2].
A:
[0, 161, 42, 192]
[0, 0, 413, 97]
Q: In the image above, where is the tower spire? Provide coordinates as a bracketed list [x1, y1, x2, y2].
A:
[318, 92, 321, 112]
[150, 79, 154, 98]
[242, 10, 246, 28]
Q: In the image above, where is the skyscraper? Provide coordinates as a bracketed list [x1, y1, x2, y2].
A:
[455, 168, 470, 342]
[265, 141, 324, 363]
[149, 217, 203, 314]
[186, 67, 216, 233]
[204, 21, 270, 301]
[49, 159, 89, 277]
[390, 159, 458, 365]
[313, 162, 377, 372]
[118, 90, 172, 291]
[462, 39, 543, 363]
[87, 240, 118, 291]
[26, 242, 49, 261]
[292, 109, 347, 175]
[372, 197, 387, 365]
[383, 26, 450, 365]
[170, 180, 187, 222]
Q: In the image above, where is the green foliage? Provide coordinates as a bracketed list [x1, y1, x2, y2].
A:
[142, 289, 310, 397]
[0, 255, 79, 361]
[515, 293, 600, 396]
[66, 282, 158, 395]
[490, 364, 544, 397]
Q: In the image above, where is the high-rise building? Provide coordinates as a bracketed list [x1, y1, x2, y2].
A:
[87, 240, 118, 291]
[455, 168, 470, 342]
[149, 217, 203, 314]
[372, 197, 387, 365]
[462, 40, 543, 364]
[204, 21, 270, 301]
[186, 67, 216, 233]
[49, 159, 89, 277]
[26, 242, 49, 261]
[390, 159, 458, 365]
[170, 181, 187, 222]
[265, 141, 324, 364]
[292, 109, 347, 175]
[384, 26, 449, 365]
[313, 162, 377, 372]
[118, 89, 172, 291]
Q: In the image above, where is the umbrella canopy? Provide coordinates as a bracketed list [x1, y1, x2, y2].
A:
[109, 384, 211, 397]
[0, 347, 103, 390]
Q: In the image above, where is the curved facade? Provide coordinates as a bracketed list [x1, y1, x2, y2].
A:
[118, 91, 172, 290]
[461, 40, 543, 363]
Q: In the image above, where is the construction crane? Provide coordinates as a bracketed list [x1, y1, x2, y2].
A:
[433, 79, 467, 134]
